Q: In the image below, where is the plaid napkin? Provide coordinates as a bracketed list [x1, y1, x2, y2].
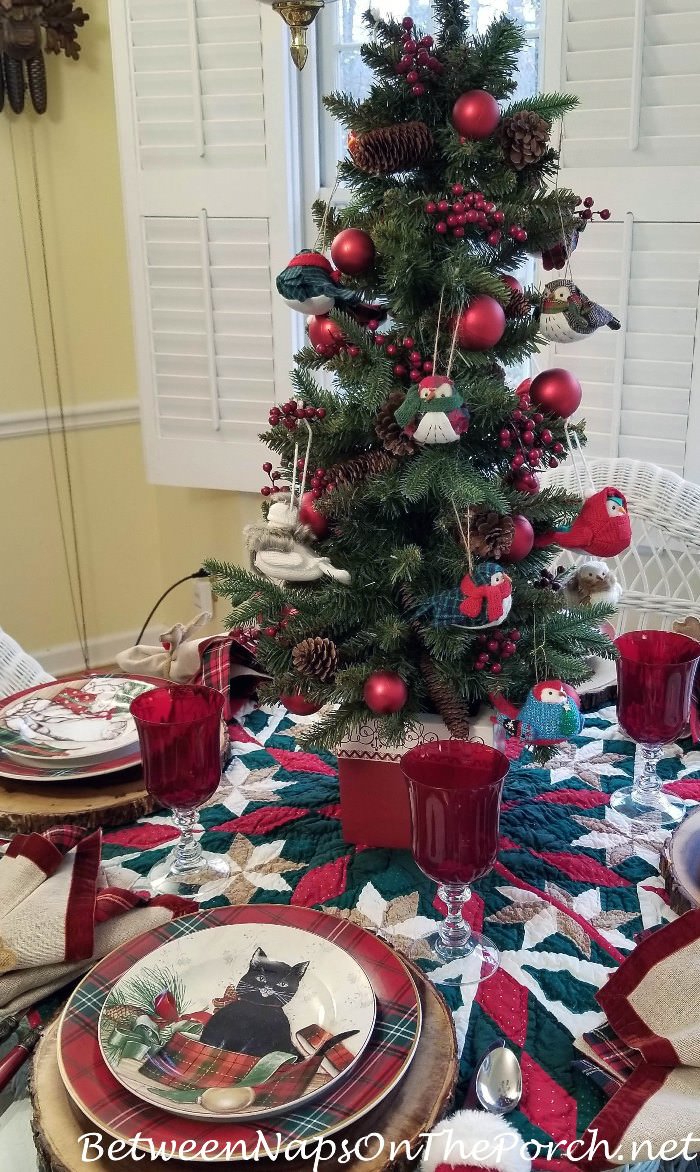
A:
[577, 910, 700, 1168]
[0, 826, 193, 1017]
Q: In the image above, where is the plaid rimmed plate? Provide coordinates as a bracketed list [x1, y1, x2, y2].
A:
[58, 905, 421, 1162]
[98, 921, 377, 1120]
[0, 674, 162, 782]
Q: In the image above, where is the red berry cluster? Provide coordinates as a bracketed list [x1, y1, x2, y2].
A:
[260, 461, 289, 497]
[307, 467, 336, 499]
[424, 189, 526, 245]
[499, 390, 565, 494]
[576, 195, 610, 224]
[268, 399, 327, 431]
[374, 334, 433, 383]
[474, 627, 521, 675]
[394, 17, 443, 96]
[231, 605, 299, 645]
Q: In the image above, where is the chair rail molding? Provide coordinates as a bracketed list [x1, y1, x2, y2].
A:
[0, 399, 140, 441]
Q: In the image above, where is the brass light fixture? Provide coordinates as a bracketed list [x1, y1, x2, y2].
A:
[261, 0, 337, 71]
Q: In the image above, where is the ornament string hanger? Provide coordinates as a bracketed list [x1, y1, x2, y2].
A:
[432, 287, 446, 372]
[553, 119, 575, 284]
[451, 496, 473, 576]
[446, 300, 463, 380]
[289, 417, 314, 505]
[532, 607, 547, 684]
[315, 171, 341, 253]
[564, 423, 596, 496]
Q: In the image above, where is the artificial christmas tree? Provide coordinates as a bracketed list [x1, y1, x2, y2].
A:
[207, 0, 620, 764]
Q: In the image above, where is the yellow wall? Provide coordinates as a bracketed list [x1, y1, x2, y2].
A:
[0, 0, 258, 659]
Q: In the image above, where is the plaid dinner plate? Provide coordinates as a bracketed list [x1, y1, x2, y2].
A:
[58, 904, 422, 1162]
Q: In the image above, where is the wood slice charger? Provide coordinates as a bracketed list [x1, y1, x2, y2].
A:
[661, 804, 700, 916]
[0, 766, 159, 835]
[31, 959, 457, 1172]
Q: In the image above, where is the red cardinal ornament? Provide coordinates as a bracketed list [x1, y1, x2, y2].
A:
[534, 487, 632, 557]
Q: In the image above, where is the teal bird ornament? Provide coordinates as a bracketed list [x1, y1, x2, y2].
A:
[276, 250, 365, 315]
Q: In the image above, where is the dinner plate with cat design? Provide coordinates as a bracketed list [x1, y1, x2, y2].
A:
[96, 920, 376, 1120]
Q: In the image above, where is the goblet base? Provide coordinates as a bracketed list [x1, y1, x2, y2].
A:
[428, 929, 500, 986]
[610, 785, 686, 829]
[145, 850, 231, 900]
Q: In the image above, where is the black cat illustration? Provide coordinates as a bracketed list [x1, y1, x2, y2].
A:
[200, 947, 309, 1057]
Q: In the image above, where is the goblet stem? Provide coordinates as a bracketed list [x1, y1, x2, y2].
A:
[437, 883, 473, 954]
[171, 808, 204, 873]
[630, 744, 663, 803]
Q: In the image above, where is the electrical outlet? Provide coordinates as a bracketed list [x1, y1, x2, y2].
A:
[193, 577, 213, 615]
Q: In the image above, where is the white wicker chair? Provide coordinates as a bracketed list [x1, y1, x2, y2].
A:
[539, 458, 700, 633]
[0, 628, 54, 699]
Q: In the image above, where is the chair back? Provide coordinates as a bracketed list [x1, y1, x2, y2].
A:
[0, 628, 54, 699]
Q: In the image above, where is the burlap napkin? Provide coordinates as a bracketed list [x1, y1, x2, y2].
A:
[578, 910, 700, 1168]
[116, 612, 212, 682]
[0, 826, 193, 1017]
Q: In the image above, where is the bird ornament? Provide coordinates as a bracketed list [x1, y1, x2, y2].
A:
[491, 680, 585, 752]
[534, 487, 632, 558]
[539, 280, 620, 343]
[244, 500, 351, 586]
[276, 250, 365, 316]
[415, 562, 512, 630]
[560, 557, 623, 610]
[393, 375, 470, 445]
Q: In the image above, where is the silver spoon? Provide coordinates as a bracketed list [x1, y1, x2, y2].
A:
[475, 1041, 523, 1114]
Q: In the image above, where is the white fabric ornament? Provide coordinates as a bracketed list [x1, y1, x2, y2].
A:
[420, 1109, 531, 1172]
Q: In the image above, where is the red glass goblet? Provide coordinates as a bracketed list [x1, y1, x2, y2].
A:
[130, 684, 231, 898]
[401, 739, 509, 984]
[613, 631, 700, 827]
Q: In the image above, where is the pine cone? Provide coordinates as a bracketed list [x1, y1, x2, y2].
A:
[420, 655, 473, 739]
[103, 1004, 142, 1031]
[327, 450, 398, 487]
[375, 392, 417, 457]
[348, 122, 433, 175]
[505, 290, 532, 318]
[292, 637, 338, 682]
[458, 507, 515, 562]
[501, 110, 550, 170]
[26, 54, 47, 114]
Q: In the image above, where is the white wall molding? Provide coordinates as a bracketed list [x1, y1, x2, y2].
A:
[0, 399, 140, 441]
[31, 626, 162, 677]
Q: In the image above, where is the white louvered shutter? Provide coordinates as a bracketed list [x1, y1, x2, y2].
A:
[108, 0, 297, 490]
[540, 0, 700, 484]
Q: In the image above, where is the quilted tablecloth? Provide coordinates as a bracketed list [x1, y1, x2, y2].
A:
[3, 700, 699, 1170]
[88, 700, 700, 1168]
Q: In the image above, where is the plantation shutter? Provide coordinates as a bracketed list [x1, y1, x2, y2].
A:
[108, 0, 297, 490]
[539, 0, 700, 483]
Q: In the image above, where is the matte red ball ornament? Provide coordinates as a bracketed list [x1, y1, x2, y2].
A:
[308, 315, 346, 357]
[530, 368, 582, 419]
[454, 295, 506, 350]
[299, 490, 329, 539]
[503, 514, 534, 562]
[363, 671, 408, 715]
[280, 693, 322, 717]
[330, 228, 375, 276]
[452, 90, 501, 139]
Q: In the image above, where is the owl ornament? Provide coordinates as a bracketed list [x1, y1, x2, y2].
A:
[393, 375, 470, 446]
[534, 487, 632, 558]
[275, 250, 364, 316]
[415, 562, 512, 630]
[492, 680, 585, 756]
[539, 280, 620, 343]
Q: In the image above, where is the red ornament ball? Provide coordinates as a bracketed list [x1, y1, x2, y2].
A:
[330, 228, 375, 276]
[280, 693, 322, 717]
[363, 671, 408, 715]
[307, 315, 346, 357]
[454, 295, 506, 350]
[452, 90, 501, 139]
[530, 368, 582, 419]
[299, 490, 329, 539]
[501, 274, 523, 297]
[503, 514, 534, 562]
